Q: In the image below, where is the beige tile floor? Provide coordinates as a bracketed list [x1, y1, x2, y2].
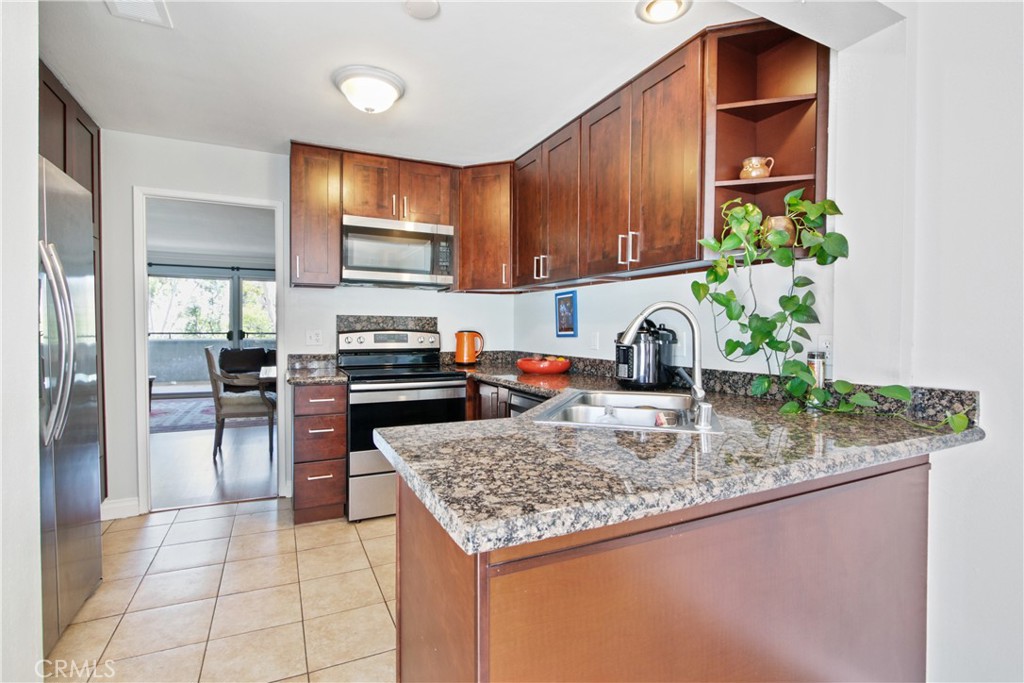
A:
[47, 500, 397, 683]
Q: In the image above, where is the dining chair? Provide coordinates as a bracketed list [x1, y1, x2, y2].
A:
[204, 346, 276, 460]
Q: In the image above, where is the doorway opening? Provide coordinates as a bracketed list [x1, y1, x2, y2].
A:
[141, 195, 280, 510]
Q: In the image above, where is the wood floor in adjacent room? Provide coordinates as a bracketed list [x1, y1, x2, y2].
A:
[149, 426, 278, 510]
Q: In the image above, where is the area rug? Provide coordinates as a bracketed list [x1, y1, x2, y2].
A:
[149, 398, 273, 434]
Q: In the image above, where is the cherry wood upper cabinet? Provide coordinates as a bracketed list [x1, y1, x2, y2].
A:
[630, 40, 702, 268]
[458, 163, 512, 291]
[40, 62, 101, 237]
[343, 152, 453, 224]
[513, 120, 580, 286]
[400, 160, 452, 225]
[291, 143, 342, 286]
[543, 122, 580, 282]
[512, 145, 545, 287]
[580, 86, 633, 276]
[343, 152, 399, 220]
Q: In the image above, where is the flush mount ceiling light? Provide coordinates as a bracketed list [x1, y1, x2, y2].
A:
[404, 0, 440, 20]
[333, 66, 407, 114]
[635, 0, 692, 24]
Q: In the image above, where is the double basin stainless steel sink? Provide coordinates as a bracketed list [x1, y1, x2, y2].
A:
[531, 390, 723, 434]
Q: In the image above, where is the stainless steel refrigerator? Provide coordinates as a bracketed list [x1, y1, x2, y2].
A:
[38, 156, 102, 655]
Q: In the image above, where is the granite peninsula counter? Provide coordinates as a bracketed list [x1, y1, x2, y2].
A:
[371, 374, 983, 682]
[374, 388, 983, 554]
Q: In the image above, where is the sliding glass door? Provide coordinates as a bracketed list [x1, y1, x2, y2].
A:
[148, 267, 276, 385]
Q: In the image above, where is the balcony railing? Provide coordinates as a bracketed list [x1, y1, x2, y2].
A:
[148, 333, 276, 383]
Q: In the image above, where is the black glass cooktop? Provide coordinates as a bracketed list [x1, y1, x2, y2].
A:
[342, 366, 466, 383]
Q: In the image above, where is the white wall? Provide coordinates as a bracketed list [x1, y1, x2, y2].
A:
[903, 3, 1022, 680]
[100, 131, 515, 508]
[514, 262, 833, 376]
[1, 2, 44, 680]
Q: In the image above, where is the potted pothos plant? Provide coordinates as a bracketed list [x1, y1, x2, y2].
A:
[692, 188, 969, 433]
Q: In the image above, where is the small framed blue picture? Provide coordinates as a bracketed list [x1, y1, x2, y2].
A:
[555, 290, 578, 337]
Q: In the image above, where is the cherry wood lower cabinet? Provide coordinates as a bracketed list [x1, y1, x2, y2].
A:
[292, 384, 348, 524]
[396, 458, 929, 682]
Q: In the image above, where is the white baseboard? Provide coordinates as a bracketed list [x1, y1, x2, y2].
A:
[101, 497, 141, 520]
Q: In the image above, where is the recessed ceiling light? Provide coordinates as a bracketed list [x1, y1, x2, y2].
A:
[333, 66, 407, 115]
[635, 0, 691, 24]
[404, 0, 440, 20]
[104, 0, 173, 29]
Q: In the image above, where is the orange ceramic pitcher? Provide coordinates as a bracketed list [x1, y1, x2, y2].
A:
[455, 330, 484, 365]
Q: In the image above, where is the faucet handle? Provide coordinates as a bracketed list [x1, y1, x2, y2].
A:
[693, 401, 714, 430]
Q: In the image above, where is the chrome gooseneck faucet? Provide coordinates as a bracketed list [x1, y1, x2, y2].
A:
[618, 301, 706, 403]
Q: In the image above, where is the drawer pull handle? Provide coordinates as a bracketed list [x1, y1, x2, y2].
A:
[307, 428, 335, 434]
[307, 397, 336, 403]
[307, 474, 334, 481]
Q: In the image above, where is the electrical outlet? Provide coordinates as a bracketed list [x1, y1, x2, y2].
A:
[820, 335, 833, 359]
[305, 329, 322, 346]
[820, 335, 833, 377]
[590, 332, 601, 350]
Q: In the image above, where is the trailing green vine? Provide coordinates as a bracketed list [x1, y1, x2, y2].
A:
[692, 189, 969, 433]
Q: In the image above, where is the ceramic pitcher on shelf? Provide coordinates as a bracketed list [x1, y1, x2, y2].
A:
[739, 156, 774, 179]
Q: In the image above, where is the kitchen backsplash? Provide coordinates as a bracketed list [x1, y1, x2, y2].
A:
[287, 350, 978, 424]
[336, 315, 437, 332]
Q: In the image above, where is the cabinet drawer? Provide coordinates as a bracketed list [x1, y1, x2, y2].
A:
[294, 415, 347, 463]
[294, 385, 348, 416]
[294, 459, 346, 510]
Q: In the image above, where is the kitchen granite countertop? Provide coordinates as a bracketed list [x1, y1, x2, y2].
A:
[285, 358, 983, 555]
[373, 380, 985, 555]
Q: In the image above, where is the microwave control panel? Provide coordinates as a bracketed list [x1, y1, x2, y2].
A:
[437, 238, 452, 275]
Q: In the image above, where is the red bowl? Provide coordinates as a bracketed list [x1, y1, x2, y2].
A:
[516, 358, 571, 374]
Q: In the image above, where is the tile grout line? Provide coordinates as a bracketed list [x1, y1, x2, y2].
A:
[195, 511, 236, 683]
[91, 509, 179, 680]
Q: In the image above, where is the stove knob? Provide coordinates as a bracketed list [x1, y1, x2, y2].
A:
[428, 336, 436, 345]
[344, 336, 352, 345]
[417, 336, 425, 344]
[356, 336, 365, 344]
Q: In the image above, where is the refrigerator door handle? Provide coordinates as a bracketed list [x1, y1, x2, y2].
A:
[38, 240, 65, 447]
[47, 242, 76, 441]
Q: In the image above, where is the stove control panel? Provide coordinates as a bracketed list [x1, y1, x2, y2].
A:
[338, 330, 440, 352]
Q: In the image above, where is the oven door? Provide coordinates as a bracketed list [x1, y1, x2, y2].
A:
[342, 216, 453, 287]
[347, 381, 466, 520]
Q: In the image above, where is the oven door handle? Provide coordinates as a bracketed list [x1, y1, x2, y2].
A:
[350, 379, 467, 392]
[349, 385, 467, 404]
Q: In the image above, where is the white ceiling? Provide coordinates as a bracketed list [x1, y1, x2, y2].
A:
[39, 1, 903, 167]
[146, 197, 275, 267]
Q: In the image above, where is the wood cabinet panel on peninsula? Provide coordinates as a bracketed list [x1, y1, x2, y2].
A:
[458, 163, 512, 291]
[290, 143, 341, 286]
[397, 460, 929, 681]
[292, 385, 348, 523]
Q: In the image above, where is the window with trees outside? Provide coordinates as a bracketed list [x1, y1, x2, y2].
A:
[148, 268, 276, 384]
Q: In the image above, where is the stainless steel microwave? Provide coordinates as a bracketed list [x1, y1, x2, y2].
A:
[341, 215, 454, 288]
